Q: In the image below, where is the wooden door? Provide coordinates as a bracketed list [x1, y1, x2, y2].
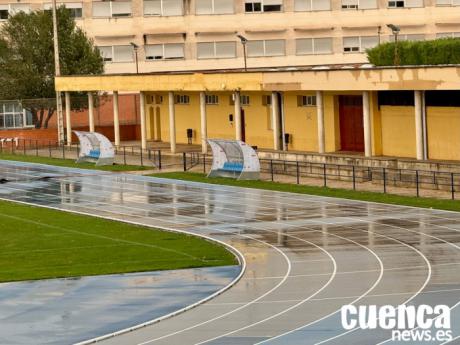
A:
[339, 96, 364, 152]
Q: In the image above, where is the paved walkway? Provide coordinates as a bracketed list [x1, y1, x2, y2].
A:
[0, 160, 460, 344]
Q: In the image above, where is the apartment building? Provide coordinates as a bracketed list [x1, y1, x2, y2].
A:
[1, 0, 460, 75]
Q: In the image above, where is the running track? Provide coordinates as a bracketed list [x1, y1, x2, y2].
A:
[1, 160, 460, 345]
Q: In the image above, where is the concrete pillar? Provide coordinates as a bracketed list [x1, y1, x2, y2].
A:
[140, 91, 147, 150]
[414, 90, 424, 160]
[168, 91, 176, 153]
[271, 92, 281, 150]
[234, 91, 242, 141]
[363, 91, 372, 157]
[113, 91, 120, 147]
[87, 92, 95, 132]
[316, 91, 325, 153]
[199, 91, 207, 154]
[64, 92, 72, 146]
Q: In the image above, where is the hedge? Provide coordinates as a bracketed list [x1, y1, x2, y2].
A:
[366, 38, 460, 66]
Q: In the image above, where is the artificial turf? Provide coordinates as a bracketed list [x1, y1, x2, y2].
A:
[151, 172, 460, 213]
[0, 153, 146, 171]
[0, 200, 237, 283]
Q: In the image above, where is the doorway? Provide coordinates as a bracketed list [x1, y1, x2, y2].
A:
[338, 95, 364, 152]
[241, 109, 246, 142]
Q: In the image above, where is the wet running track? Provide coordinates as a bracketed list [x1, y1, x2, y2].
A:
[1, 160, 460, 345]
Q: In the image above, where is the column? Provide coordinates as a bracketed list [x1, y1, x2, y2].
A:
[140, 91, 147, 150]
[363, 91, 372, 157]
[316, 90, 325, 154]
[271, 92, 280, 150]
[64, 92, 72, 146]
[200, 91, 207, 154]
[414, 90, 424, 160]
[88, 92, 95, 132]
[113, 91, 120, 147]
[234, 91, 242, 141]
[168, 91, 176, 153]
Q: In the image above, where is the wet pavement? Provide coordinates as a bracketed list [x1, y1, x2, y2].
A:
[0, 160, 460, 345]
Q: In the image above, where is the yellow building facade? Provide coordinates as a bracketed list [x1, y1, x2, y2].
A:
[56, 65, 460, 161]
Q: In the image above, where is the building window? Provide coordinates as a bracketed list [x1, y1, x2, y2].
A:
[294, 0, 330, 11]
[343, 36, 378, 53]
[92, 1, 132, 18]
[437, 32, 460, 38]
[436, 0, 460, 5]
[247, 40, 285, 57]
[296, 37, 332, 55]
[205, 95, 219, 104]
[341, 0, 377, 8]
[0, 3, 31, 20]
[262, 95, 272, 106]
[175, 94, 190, 104]
[388, 0, 423, 7]
[297, 95, 317, 107]
[230, 94, 250, 105]
[195, 0, 234, 14]
[245, 0, 283, 12]
[0, 102, 34, 129]
[44, 2, 83, 18]
[389, 34, 425, 41]
[98, 45, 134, 62]
[143, 0, 183, 16]
[145, 44, 184, 60]
[197, 41, 236, 59]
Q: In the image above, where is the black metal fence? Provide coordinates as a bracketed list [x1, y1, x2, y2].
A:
[1, 138, 460, 200]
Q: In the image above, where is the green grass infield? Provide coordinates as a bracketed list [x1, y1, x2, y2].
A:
[0, 200, 237, 283]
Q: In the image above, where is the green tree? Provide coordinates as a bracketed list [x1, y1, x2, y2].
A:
[0, 8, 104, 128]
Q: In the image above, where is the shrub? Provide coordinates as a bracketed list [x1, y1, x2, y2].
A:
[366, 38, 460, 66]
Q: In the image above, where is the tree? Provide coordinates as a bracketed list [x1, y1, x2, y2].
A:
[0, 8, 104, 128]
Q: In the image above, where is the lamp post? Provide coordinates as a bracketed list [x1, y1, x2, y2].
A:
[130, 42, 139, 74]
[387, 24, 401, 66]
[51, 0, 65, 145]
[236, 34, 248, 72]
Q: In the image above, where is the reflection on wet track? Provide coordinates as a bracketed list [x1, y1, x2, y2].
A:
[0, 160, 460, 345]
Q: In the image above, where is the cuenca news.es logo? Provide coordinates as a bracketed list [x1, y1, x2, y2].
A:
[341, 305, 453, 342]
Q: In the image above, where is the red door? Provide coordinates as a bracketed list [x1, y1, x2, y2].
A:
[241, 109, 246, 142]
[339, 96, 364, 152]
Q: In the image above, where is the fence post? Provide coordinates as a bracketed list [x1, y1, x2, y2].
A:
[451, 173, 455, 200]
[383, 167, 387, 194]
[35, 140, 38, 156]
[296, 161, 300, 184]
[203, 154, 206, 174]
[270, 159, 274, 181]
[12, 140, 15, 155]
[352, 165, 356, 190]
[62, 143, 65, 159]
[140, 148, 143, 167]
[323, 163, 327, 187]
[23, 139, 26, 155]
[158, 150, 162, 170]
[123, 146, 126, 165]
[148, 149, 151, 160]
[183, 152, 187, 171]
[48, 141, 52, 157]
[416, 170, 419, 197]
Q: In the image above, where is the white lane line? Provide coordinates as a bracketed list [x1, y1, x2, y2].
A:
[440, 334, 460, 344]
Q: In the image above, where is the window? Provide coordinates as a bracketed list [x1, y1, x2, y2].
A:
[343, 36, 378, 52]
[175, 95, 190, 104]
[98, 45, 134, 62]
[143, 0, 183, 16]
[388, 0, 423, 7]
[0, 102, 33, 129]
[145, 44, 184, 60]
[389, 34, 425, 41]
[341, 0, 377, 8]
[247, 40, 285, 57]
[197, 41, 236, 59]
[296, 37, 332, 55]
[92, 1, 132, 17]
[44, 3, 83, 17]
[262, 95, 272, 106]
[437, 32, 460, 38]
[437, 0, 460, 5]
[297, 95, 317, 107]
[195, 0, 234, 14]
[245, 0, 283, 12]
[205, 95, 219, 104]
[230, 94, 250, 105]
[0, 3, 31, 19]
[294, 0, 330, 11]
